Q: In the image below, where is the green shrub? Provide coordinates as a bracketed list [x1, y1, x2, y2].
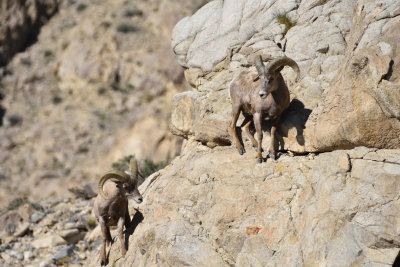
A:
[275, 12, 297, 37]
[116, 23, 139, 33]
[140, 159, 168, 178]
[76, 3, 87, 12]
[112, 155, 168, 178]
[44, 50, 54, 59]
[7, 197, 29, 210]
[112, 155, 134, 172]
[86, 216, 97, 229]
[123, 9, 143, 17]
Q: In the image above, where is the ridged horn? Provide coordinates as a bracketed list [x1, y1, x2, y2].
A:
[254, 55, 266, 76]
[265, 56, 300, 81]
[124, 158, 144, 178]
[98, 170, 130, 199]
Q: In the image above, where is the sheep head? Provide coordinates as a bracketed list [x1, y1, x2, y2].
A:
[255, 55, 300, 99]
[98, 159, 143, 204]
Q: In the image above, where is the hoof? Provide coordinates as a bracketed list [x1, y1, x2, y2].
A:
[257, 158, 263, 164]
[268, 154, 276, 160]
[238, 148, 245, 155]
[100, 260, 106, 266]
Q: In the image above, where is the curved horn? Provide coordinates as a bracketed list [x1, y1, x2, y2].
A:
[265, 56, 300, 81]
[125, 158, 143, 178]
[98, 170, 130, 199]
[254, 55, 265, 76]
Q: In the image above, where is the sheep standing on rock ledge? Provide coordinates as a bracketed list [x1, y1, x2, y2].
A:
[93, 159, 143, 266]
[229, 55, 300, 163]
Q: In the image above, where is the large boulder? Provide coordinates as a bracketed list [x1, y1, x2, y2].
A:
[89, 144, 400, 266]
[170, 0, 400, 153]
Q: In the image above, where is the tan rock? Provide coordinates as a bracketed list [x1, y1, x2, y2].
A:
[31, 234, 66, 249]
[87, 146, 400, 266]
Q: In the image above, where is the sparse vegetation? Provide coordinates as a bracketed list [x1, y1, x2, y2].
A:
[7, 197, 41, 211]
[275, 11, 297, 37]
[86, 216, 97, 229]
[123, 9, 143, 17]
[140, 159, 168, 177]
[52, 95, 63, 104]
[145, 95, 154, 103]
[101, 21, 111, 28]
[111, 82, 133, 93]
[112, 155, 168, 178]
[97, 87, 107, 95]
[94, 110, 107, 121]
[116, 23, 139, 33]
[7, 197, 29, 210]
[76, 3, 87, 12]
[77, 146, 89, 154]
[44, 50, 54, 59]
[112, 155, 134, 172]
[7, 114, 23, 126]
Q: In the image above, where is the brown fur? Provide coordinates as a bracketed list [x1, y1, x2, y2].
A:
[93, 178, 142, 265]
[229, 64, 293, 162]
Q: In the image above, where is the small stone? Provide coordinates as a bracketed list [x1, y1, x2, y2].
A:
[39, 260, 52, 267]
[59, 228, 85, 244]
[16, 253, 23, 260]
[0, 244, 11, 252]
[24, 251, 34, 260]
[32, 234, 66, 249]
[30, 212, 45, 223]
[53, 245, 76, 264]
[14, 222, 30, 237]
[40, 217, 57, 227]
[317, 43, 329, 53]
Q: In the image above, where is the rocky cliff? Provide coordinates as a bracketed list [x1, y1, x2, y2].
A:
[91, 0, 400, 266]
[170, 0, 400, 153]
[0, 0, 208, 205]
[0, 0, 399, 266]
[90, 144, 400, 266]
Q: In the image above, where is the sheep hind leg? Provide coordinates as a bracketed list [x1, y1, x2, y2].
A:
[124, 205, 131, 229]
[242, 116, 258, 151]
[117, 217, 127, 258]
[99, 217, 108, 266]
[229, 105, 245, 155]
[254, 113, 264, 163]
[268, 124, 277, 160]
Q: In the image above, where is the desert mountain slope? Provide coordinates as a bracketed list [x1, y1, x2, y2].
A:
[0, 0, 208, 206]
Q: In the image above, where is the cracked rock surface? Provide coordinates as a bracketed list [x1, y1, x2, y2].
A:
[170, 0, 400, 152]
[90, 144, 400, 266]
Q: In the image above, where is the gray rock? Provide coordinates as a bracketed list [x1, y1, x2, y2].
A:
[87, 145, 400, 266]
[59, 228, 86, 244]
[53, 245, 76, 264]
[30, 212, 45, 223]
[14, 222, 30, 237]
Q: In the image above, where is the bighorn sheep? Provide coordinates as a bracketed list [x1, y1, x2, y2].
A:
[229, 55, 300, 163]
[93, 159, 143, 266]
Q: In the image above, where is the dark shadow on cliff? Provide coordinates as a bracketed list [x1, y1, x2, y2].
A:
[393, 251, 400, 267]
[261, 98, 312, 153]
[124, 210, 144, 250]
[232, 99, 311, 157]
